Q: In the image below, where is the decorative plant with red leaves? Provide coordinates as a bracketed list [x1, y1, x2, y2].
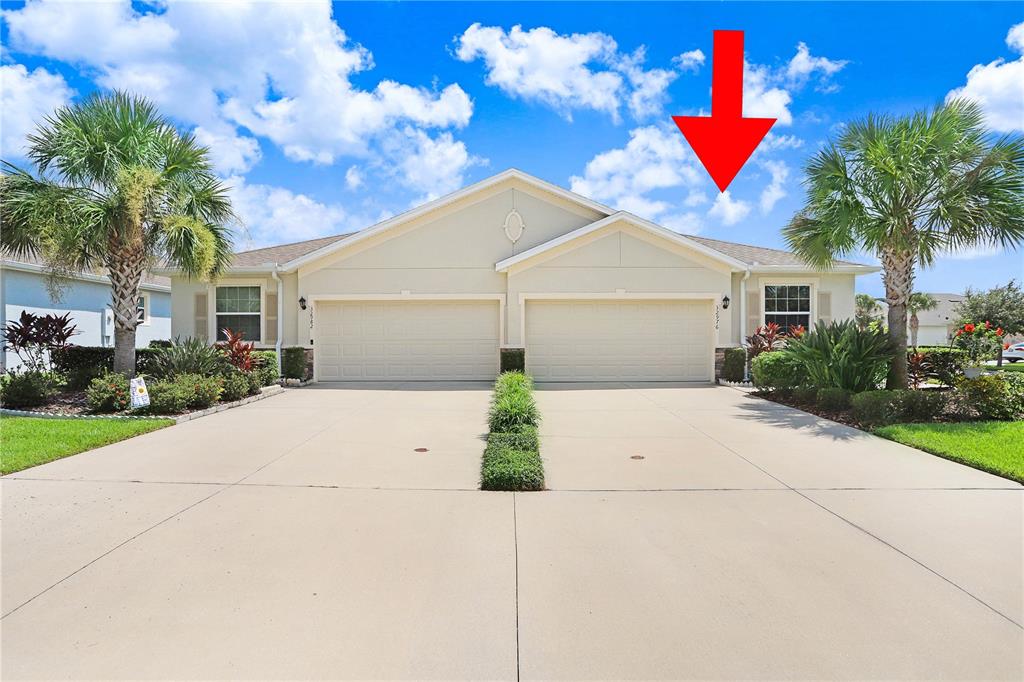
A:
[2, 310, 78, 372]
[952, 321, 1003, 366]
[745, 322, 788, 359]
[906, 351, 932, 389]
[219, 328, 254, 371]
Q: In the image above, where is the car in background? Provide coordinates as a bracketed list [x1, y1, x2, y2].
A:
[1003, 342, 1024, 363]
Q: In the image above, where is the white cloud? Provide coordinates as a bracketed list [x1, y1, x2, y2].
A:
[192, 126, 261, 175]
[758, 160, 789, 214]
[569, 125, 703, 221]
[941, 244, 1005, 260]
[672, 49, 706, 73]
[708, 191, 751, 226]
[0, 64, 74, 159]
[785, 42, 848, 92]
[760, 133, 804, 151]
[660, 211, 704, 234]
[946, 21, 1024, 132]
[454, 23, 679, 122]
[383, 128, 484, 202]
[226, 176, 356, 250]
[345, 166, 363, 190]
[3, 0, 477, 194]
[744, 61, 794, 125]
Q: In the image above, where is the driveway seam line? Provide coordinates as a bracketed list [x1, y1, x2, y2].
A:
[513, 491, 521, 682]
[1, 414, 345, 620]
[638, 387, 1023, 630]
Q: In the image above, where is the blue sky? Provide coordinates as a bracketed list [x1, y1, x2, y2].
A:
[2, 1, 1022, 297]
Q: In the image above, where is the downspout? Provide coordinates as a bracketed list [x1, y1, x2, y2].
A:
[270, 265, 283, 377]
[739, 268, 751, 381]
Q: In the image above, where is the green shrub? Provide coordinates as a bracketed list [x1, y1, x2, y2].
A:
[817, 387, 853, 412]
[65, 365, 103, 390]
[487, 425, 540, 453]
[480, 442, 544, 491]
[894, 389, 948, 422]
[792, 385, 818, 405]
[136, 380, 191, 415]
[499, 347, 525, 373]
[751, 351, 807, 393]
[245, 370, 262, 396]
[86, 373, 131, 412]
[174, 373, 223, 409]
[851, 390, 899, 426]
[51, 346, 162, 378]
[0, 370, 57, 408]
[148, 339, 173, 349]
[721, 347, 746, 382]
[251, 351, 279, 386]
[784, 320, 895, 392]
[918, 347, 968, 386]
[953, 374, 1024, 421]
[282, 347, 307, 379]
[220, 370, 251, 402]
[150, 337, 226, 378]
[488, 372, 539, 432]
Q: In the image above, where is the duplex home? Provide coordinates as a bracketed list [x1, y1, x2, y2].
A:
[163, 170, 878, 382]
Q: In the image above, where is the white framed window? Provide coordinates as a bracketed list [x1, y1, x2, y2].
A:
[215, 285, 261, 342]
[764, 284, 811, 333]
[136, 293, 150, 325]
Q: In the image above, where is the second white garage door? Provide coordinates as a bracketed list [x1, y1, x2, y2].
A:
[526, 300, 712, 382]
[315, 301, 499, 381]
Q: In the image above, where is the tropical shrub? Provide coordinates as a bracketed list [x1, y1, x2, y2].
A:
[894, 389, 948, 422]
[907, 351, 931, 389]
[282, 347, 307, 380]
[953, 374, 1024, 421]
[487, 425, 540, 453]
[2, 310, 78, 372]
[150, 337, 226, 378]
[136, 380, 191, 415]
[851, 390, 899, 426]
[488, 372, 539, 432]
[917, 347, 968, 386]
[745, 323, 787, 359]
[783, 320, 896, 392]
[86, 373, 131, 412]
[220, 369, 251, 402]
[952, 321, 1004, 366]
[218, 328, 254, 371]
[0, 370, 58, 408]
[245, 370, 262, 396]
[175, 373, 223, 409]
[721, 347, 746, 382]
[750, 351, 807, 393]
[816, 387, 853, 412]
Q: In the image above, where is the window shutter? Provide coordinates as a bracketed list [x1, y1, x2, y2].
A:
[265, 291, 278, 344]
[817, 291, 832, 328]
[194, 292, 208, 341]
[746, 290, 761, 337]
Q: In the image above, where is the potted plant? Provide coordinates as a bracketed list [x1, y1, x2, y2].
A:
[952, 321, 1004, 377]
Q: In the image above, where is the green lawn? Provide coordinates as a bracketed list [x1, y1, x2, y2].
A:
[993, 363, 1024, 373]
[875, 421, 1024, 484]
[0, 417, 174, 475]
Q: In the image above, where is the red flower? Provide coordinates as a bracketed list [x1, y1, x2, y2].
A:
[985, 321, 992, 329]
[1006, 342, 1012, 350]
[964, 323, 975, 332]
[996, 328, 1004, 337]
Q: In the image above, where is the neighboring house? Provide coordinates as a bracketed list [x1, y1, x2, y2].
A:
[877, 293, 966, 346]
[161, 169, 878, 382]
[1, 256, 171, 370]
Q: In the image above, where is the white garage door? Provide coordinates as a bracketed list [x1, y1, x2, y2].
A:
[315, 301, 499, 381]
[526, 300, 712, 382]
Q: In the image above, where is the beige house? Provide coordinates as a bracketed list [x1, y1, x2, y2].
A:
[163, 170, 878, 382]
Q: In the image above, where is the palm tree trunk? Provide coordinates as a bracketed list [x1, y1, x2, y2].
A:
[910, 313, 919, 349]
[882, 248, 915, 389]
[107, 246, 146, 377]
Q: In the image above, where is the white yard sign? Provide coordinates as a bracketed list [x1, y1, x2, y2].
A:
[130, 377, 150, 409]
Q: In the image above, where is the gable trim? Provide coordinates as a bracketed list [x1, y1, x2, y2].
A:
[494, 212, 748, 274]
[281, 169, 614, 273]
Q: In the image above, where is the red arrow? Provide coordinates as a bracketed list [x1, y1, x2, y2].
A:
[673, 30, 776, 192]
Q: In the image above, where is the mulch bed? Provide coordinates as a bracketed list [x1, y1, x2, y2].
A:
[754, 391, 866, 429]
[21, 389, 91, 416]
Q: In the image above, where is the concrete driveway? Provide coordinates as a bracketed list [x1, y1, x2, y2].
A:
[2, 383, 1022, 680]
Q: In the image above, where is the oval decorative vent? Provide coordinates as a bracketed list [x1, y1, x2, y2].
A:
[503, 208, 525, 244]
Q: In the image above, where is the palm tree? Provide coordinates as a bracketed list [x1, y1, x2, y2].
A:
[784, 99, 1024, 388]
[907, 292, 938, 348]
[854, 293, 882, 331]
[1, 92, 235, 376]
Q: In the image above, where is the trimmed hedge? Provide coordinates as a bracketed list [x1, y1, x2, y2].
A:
[817, 387, 852, 412]
[851, 390, 899, 426]
[481, 372, 544, 491]
[251, 350, 280, 386]
[721, 347, 746, 382]
[499, 347, 526, 373]
[52, 346, 162, 386]
[282, 347, 307, 380]
[751, 351, 807, 393]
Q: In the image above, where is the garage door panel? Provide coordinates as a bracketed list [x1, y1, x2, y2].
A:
[526, 300, 711, 382]
[316, 301, 499, 381]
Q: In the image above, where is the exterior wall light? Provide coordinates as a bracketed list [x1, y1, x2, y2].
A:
[299, 296, 307, 310]
[722, 295, 731, 309]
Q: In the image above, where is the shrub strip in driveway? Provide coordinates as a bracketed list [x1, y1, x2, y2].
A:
[481, 372, 544, 491]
